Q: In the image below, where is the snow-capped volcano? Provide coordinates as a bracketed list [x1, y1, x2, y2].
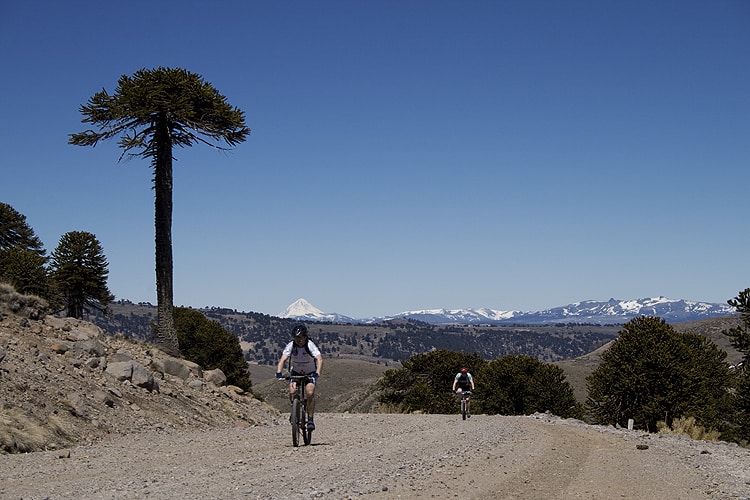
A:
[279, 298, 323, 318]
[278, 298, 355, 323]
[279, 296, 736, 325]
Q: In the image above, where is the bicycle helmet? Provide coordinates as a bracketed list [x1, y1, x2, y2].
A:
[460, 367, 468, 374]
[292, 324, 308, 337]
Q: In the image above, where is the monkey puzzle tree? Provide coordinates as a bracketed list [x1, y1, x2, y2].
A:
[0, 203, 49, 298]
[724, 288, 750, 442]
[586, 316, 732, 433]
[69, 67, 250, 356]
[48, 231, 114, 319]
[725, 288, 750, 369]
[377, 350, 485, 414]
[477, 354, 581, 418]
[0, 248, 49, 299]
[0, 202, 45, 256]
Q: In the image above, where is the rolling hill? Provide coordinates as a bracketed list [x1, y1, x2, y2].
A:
[88, 302, 743, 407]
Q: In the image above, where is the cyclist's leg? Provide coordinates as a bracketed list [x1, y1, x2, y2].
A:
[304, 379, 317, 415]
[305, 379, 316, 429]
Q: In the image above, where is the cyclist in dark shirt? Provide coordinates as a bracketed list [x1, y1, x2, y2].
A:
[452, 367, 474, 396]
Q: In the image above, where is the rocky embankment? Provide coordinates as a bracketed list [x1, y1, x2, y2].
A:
[0, 312, 278, 453]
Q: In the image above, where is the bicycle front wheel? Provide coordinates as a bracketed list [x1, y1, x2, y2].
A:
[461, 398, 466, 420]
[301, 403, 312, 445]
[291, 398, 301, 447]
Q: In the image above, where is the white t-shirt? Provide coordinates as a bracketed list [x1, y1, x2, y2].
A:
[282, 340, 321, 374]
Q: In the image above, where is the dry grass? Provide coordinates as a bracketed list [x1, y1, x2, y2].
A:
[657, 416, 721, 442]
[0, 408, 73, 454]
[0, 283, 49, 320]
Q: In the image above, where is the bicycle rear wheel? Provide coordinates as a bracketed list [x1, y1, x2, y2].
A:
[291, 398, 301, 447]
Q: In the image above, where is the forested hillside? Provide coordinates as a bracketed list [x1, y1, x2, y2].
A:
[90, 301, 619, 366]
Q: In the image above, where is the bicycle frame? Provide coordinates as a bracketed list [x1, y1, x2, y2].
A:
[458, 390, 472, 420]
[286, 374, 313, 447]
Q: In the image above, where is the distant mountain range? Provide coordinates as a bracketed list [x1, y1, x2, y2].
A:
[279, 297, 737, 325]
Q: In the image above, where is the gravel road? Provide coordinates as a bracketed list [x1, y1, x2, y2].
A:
[2, 412, 748, 499]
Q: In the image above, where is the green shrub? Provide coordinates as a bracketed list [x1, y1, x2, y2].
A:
[477, 354, 581, 418]
[173, 307, 251, 392]
[377, 350, 484, 414]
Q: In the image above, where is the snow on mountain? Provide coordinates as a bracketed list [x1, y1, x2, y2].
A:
[278, 298, 355, 323]
[279, 297, 736, 325]
[379, 307, 518, 324]
[516, 297, 736, 325]
[384, 297, 736, 325]
[279, 298, 323, 318]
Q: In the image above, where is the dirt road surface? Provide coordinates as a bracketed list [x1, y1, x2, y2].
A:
[1, 412, 748, 499]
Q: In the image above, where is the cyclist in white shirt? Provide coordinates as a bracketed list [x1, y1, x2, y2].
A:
[276, 324, 323, 430]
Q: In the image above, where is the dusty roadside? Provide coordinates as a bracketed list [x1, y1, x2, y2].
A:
[1, 412, 748, 499]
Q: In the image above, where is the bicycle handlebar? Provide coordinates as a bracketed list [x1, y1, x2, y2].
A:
[284, 374, 317, 381]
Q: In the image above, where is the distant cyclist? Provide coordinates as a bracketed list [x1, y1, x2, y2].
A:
[276, 324, 323, 430]
[452, 367, 474, 398]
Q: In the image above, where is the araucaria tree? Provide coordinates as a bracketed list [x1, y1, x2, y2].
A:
[0, 203, 49, 299]
[0, 202, 45, 255]
[477, 354, 581, 418]
[377, 350, 485, 414]
[586, 316, 733, 434]
[724, 288, 750, 442]
[69, 67, 250, 356]
[725, 288, 750, 369]
[48, 231, 114, 319]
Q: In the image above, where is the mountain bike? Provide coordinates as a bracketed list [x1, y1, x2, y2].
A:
[286, 374, 313, 447]
[457, 390, 472, 420]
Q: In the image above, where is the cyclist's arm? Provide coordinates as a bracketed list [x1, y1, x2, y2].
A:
[277, 342, 294, 375]
[314, 354, 323, 376]
[276, 353, 289, 374]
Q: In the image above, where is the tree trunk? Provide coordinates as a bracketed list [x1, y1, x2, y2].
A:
[153, 118, 180, 356]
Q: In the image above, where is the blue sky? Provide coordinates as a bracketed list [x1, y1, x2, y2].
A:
[2, 1, 749, 318]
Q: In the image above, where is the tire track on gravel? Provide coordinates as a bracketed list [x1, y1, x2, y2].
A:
[495, 417, 718, 499]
